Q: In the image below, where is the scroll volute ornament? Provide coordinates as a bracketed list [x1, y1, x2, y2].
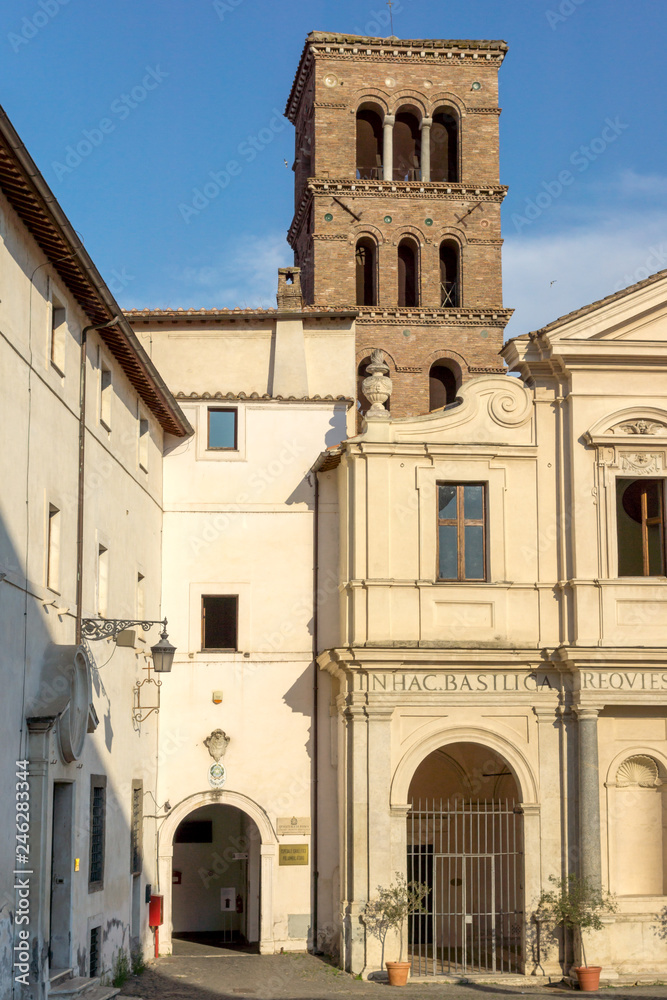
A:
[361, 349, 392, 420]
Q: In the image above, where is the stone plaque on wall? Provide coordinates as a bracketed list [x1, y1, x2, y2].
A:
[277, 816, 311, 836]
[279, 845, 309, 866]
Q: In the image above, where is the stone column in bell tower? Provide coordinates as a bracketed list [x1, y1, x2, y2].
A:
[285, 32, 514, 417]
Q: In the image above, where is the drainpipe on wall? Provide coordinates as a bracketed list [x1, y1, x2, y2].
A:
[75, 317, 122, 644]
[311, 471, 321, 954]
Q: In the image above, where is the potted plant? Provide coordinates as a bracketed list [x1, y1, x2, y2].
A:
[537, 873, 617, 992]
[361, 872, 430, 986]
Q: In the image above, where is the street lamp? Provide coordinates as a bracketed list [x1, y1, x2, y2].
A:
[81, 617, 176, 722]
[81, 617, 176, 673]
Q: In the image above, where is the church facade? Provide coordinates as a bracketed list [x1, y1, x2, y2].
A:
[1, 29, 667, 999]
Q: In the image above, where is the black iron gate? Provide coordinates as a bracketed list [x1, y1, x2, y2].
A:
[407, 798, 524, 976]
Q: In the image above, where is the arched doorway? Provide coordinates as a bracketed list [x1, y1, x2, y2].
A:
[171, 803, 261, 950]
[407, 742, 524, 976]
[158, 790, 278, 955]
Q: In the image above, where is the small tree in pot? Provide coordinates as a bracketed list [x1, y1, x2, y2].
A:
[361, 873, 430, 986]
[537, 874, 617, 992]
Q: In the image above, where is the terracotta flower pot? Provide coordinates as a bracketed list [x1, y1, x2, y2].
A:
[386, 961, 411, 986]
[575, 966, 602, 992]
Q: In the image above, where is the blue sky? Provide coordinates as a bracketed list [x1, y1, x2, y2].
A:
[1, 0, 665, 336]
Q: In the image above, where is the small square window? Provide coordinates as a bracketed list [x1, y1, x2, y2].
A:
[202, 595, 238, 650]
[207, 408, 237, 450]
[437, 483, 487, 582]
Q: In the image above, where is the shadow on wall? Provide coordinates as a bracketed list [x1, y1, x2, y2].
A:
[0, 511, 155, 995]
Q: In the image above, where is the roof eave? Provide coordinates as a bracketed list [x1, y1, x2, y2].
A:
[0, 104, 192, 439]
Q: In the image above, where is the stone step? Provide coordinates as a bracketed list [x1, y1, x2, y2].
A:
[79, 989, 120, 1000]
[50, 977, 100, 997]
[49, 969, 74, 987]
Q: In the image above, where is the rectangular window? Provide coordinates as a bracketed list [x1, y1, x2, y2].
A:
[437, 483, 487, 581]
[207, 408, 237, 450]
[138, 416, 149, 472]
[136, 572, 145, 620]
[47, 503, 61, 592]
[130, 780, 143, 875]
[89, 926, 101, 977]
[617, 478, 666, 576]
[202, 595, 238, 650]
[89, 775, 106, 891]
[50, 294, 67, 375]
[100, 362, 112, 430]
[97, 544, 109, 617]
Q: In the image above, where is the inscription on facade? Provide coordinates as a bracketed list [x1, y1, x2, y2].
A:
[369, 672, 554, 692]
[580, 671, 667, 690]
[365, 670, 667, 694]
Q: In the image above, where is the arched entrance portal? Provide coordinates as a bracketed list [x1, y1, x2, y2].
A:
[158, 790, 278, 955]
[407, 742, 524, 976]
[171, 804, 261, 949]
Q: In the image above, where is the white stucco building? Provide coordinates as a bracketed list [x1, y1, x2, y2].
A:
[0, 107, 191, 1000]
[2, 28, 667, 1000]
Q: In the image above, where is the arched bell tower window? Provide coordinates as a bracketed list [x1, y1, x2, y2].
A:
[355, 238, 377, 306]
[393, 109, 421, 181]
[431, 108, 459, 183]
[398, 238, 419, 307]
[440, 241, 460, 307]
[429, 362, 459, 410]
[356, 106, 384, 179]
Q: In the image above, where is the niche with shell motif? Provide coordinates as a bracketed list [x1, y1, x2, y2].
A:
[609, 754, 666, 895]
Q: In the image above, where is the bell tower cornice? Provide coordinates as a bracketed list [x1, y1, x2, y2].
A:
[286, 32, 508, 123]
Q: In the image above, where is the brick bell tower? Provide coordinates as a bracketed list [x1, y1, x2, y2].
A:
[285, 32, 513, 418]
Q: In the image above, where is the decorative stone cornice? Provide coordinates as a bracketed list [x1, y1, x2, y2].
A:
[466, 107, 503, 115]
[175, 390, 353, 405]
[285, 34, 508, 122]
[355, 306, 513, 327]
[288, 181, 507, 246]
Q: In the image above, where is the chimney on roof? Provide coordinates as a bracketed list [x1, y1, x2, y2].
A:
[277, 267, 303, 311]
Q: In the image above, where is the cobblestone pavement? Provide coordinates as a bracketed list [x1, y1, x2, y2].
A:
[119, 947, 667, 1000]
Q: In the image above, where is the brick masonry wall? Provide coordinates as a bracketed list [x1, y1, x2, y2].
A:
[287, 39, 509, 416]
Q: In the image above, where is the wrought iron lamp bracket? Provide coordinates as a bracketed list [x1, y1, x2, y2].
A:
[81, 617, 169, 641]
[132, 671, 162, 724]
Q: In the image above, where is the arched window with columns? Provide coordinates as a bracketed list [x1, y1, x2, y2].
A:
[393, 109, 421, 181]
[440, 240, 460, 307]
[431, 108, 459, 182]
[398, 237, 419, 307]
[355, 237, 378, 306]
[356, 105, 384, 179]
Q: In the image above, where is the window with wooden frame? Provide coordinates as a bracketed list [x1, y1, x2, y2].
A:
[207, 408, 237, 450]
[201, 595, 238, 650]
[437, 483, 487, 581]
[88, 775, 107, 892]
[616, 478, 666, 577]
[130, 780, 143, 875]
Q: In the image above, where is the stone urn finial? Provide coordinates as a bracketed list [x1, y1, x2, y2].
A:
[361, 349, 392, 420]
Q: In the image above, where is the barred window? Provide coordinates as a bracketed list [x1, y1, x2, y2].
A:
[89, 775, 106, 891]
[130, 780, 143, 875]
